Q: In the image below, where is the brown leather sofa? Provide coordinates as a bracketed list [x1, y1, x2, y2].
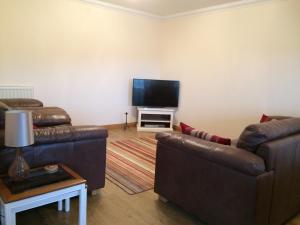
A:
[155, 117, 300, 225]
[0, 98, 107, 192]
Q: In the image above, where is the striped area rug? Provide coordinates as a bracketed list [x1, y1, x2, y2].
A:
[106, 137, 157, 195]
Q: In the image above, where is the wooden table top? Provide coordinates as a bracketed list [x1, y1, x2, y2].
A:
[0, 164, 86, 203]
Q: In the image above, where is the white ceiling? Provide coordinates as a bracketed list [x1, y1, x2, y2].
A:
[92, 0, 255, 17]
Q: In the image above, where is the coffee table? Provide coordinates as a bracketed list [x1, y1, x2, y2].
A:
[0, 164, 87, 225]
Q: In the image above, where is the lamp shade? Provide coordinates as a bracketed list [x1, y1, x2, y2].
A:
[5, 110, 34, 147]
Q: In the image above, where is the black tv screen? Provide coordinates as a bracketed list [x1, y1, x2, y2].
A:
[132, 79, 180, 107]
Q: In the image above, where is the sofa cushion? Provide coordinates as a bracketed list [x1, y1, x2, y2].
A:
[237, 118, 300, 152]
[180, 122, 231, 145]
[33, 125, 108, 145]
[0, 98, 43, 107]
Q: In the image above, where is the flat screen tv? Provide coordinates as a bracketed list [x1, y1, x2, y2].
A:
[132, 79, 180, 107]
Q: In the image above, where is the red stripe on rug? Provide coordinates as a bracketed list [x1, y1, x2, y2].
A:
[106, 158, 153, 189]
[140, 137, 157, 145]
[107, 150, 154, 179]
[106, 137, 157, 195]
[106, 161, 153, 187]
[111, 142, 155, 164]
[121, 140, 156, 158]
[115, 140, 156, 159]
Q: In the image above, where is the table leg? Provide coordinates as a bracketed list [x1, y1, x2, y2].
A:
[0, 201, 4, 225]
[65, 198, 70, 212]
[78, 187, 87, 225]
[4, 207, 16, 225]
[11, 212, 16, 225]
[58, 200, 63, 211]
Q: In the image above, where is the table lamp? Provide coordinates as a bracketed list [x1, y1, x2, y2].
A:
[5, 110, 34, 181]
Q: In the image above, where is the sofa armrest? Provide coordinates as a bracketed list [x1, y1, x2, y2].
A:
[156, 132, 265, 176]
[255, 132, 300, 224]
[34, 125, 108, 145]
[256, 133, 300, 171]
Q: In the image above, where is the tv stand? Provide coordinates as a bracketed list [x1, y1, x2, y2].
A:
[137, 107, 175, 132]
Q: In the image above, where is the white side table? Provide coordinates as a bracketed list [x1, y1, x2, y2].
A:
[0, 165, 87, 225]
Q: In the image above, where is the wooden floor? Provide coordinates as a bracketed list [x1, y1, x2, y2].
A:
[17, 127, 300, 225]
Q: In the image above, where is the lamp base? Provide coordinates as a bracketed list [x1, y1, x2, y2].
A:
[8, 148, 30, 181]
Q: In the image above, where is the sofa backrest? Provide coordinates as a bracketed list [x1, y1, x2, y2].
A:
[0, 98, 43, 108]
[1, 107, 71, 128]
[237, 118, 300, 152]
[0, 106, 72, 148]
[1, 98, 71, 128]
[269, 115, 292, 120]
[14, 107, 72, 127]
[0, 99, 44, 129]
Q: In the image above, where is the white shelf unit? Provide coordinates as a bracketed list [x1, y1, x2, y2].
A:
[137, 107, 175, 132]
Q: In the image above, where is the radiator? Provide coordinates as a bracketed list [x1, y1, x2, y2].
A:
[0, 86, 34, 98]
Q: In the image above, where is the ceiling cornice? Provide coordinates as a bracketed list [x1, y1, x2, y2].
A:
[79, 0, 162, 19]
[79, 0, 273, 20]
[164, 0, 273, 19]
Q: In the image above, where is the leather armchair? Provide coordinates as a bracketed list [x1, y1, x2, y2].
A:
[0, 99, 107, 191]
[154, 118, 300, 225]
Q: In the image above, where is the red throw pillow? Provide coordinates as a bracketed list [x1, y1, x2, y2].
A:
[180, 122, 231, 145]
[260, 114, 272, 123]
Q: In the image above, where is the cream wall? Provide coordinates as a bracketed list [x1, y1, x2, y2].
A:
[160, 0, 300, 137]
[1, 0, 299, 136]
[0, 0, 161, 125]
